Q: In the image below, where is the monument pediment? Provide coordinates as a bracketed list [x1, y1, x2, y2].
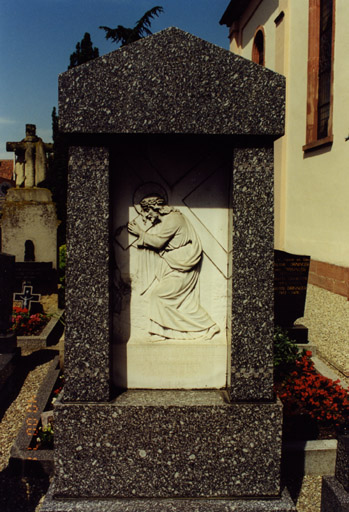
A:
[59, 27, 285, 136]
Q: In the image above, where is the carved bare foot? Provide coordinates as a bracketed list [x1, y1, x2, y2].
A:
[149, 334, 167, 342]
[206, 324, 220, 340]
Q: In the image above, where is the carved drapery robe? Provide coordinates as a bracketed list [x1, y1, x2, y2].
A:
[137, 210, 217, 339]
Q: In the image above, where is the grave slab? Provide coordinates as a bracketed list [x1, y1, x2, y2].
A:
[321, 434, 349, 511]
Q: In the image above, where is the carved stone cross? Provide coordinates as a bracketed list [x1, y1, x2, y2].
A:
[6, 124, 53, 187]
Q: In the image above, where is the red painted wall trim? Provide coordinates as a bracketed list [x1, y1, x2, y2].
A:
[308, 260, 349, 298]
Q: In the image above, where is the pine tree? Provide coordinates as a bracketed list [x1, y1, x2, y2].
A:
[68, 32, 99, 69]
[99, 6, 163, 47]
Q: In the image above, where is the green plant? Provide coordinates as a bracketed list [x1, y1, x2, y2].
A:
[59, 244, 66, 285]
[34, 422, 54, 449]
[274, 327, 304, 381]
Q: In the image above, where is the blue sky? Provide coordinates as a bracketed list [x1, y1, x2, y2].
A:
[0, 0, 230, 160]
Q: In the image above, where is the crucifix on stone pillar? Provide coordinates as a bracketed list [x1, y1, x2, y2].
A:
[6, 124, 53, 187]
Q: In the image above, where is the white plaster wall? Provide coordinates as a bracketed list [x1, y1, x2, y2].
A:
[241, 2, 277, 71]
[285, 1, 349, 267]
[236, 0, 349, 267]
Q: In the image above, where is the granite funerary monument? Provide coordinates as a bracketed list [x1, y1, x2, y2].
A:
[42, 28, 296, 511]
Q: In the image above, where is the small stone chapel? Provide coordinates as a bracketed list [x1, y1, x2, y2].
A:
[42, 28, 296, 511]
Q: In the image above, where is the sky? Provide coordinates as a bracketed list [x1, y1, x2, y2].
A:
[0, 0, 231, 160]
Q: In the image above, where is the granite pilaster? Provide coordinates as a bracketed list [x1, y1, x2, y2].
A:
[230, 146, 274, 401]
[64, 145, 110, 401]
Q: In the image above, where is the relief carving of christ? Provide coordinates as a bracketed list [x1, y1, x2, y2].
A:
[127, 188, 220, 341]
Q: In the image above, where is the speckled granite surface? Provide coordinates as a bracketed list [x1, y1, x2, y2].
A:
[58, 27, 285, 137]
[320, 477, 349, 512]
[52, 391, 282, 499]
[64, 145, 110, 402]
[231, 146, 274, 401]
[335, 436, 349, 492]
[42, 487, 296, 512]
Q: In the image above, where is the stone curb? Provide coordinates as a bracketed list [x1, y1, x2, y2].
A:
[283, 439, 338, 476]
[17, 309, 64, 351]
[9, 354, 60, 476]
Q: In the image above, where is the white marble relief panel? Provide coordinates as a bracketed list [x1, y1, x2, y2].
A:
[111, 141, 232, 388]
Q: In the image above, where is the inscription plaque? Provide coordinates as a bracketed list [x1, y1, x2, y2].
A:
[274, 250, 310, 342]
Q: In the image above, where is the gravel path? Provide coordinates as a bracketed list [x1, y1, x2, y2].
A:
[297, 284, 349, 378]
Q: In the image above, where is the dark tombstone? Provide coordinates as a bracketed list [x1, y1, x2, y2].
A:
[321, 434, 349, 511]
[41, 28, 296, 512]
[14, 262, 57, 295]
[0, 253, 17, 353]
[274, 249, 310, 343]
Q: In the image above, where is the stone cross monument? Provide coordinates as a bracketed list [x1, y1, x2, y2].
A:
[6, 124, 53, 187]
[2, 125, 58, 292]
[42, 28, 296, 511]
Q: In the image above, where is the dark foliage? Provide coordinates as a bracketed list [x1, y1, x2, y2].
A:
[68, 32, 99, 69]
[46, 108, 68, 246]
[99, 6, 163, 47]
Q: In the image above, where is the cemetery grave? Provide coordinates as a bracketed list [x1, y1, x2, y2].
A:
[0, 26, 348, 512]
[39, 27, 298, 512]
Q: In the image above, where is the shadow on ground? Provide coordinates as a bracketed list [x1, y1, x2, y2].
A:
[281, 447, 306, 505]
[0, 465, 50, 512]
[0, 349, 57, 423]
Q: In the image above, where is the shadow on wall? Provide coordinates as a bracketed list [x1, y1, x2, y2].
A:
[242, 0, 279, 48]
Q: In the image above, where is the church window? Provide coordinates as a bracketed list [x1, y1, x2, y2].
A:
[304, 0, 335, 151]
[252, 28, 265, 66]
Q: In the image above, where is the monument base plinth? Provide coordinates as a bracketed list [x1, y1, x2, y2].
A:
[47, 391, 287, 503]
[42, 485, 297, 511]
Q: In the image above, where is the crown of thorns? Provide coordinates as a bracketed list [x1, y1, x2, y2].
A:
[140, 195, 166, 208]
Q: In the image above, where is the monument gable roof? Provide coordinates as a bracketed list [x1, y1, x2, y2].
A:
[59, 27, 285, 137]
